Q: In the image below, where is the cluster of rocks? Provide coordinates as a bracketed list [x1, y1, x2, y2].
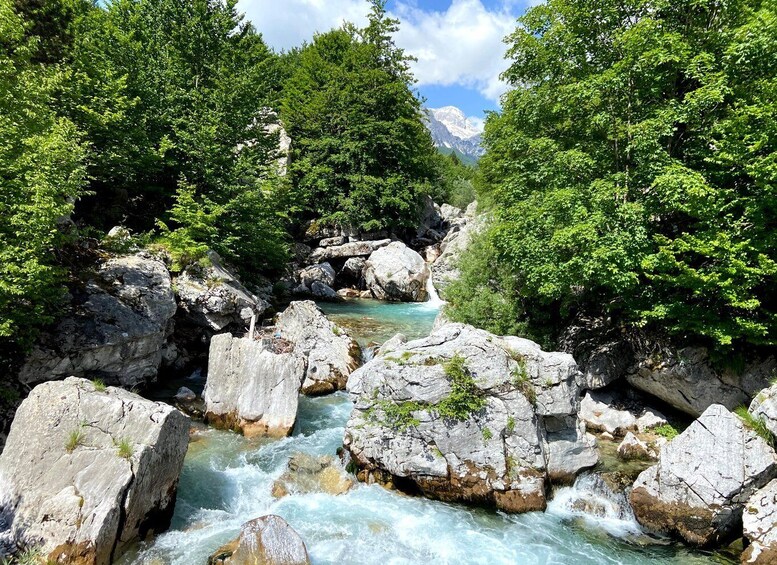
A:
[344, 322, 598, 512]
[203, 301, 361, 437]
[289, 199, 480, 302]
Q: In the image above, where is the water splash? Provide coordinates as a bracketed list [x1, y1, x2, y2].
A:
[424, 275, 444, 308]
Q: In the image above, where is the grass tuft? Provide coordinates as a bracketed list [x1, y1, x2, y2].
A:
[65, 425, 86, 453]
[115, 437, 134, 460]
[92, 379, 106, 392]
[735, 406, 775, 447]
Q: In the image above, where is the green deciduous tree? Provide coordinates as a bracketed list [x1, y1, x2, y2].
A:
[447, 0, 777, 351]
[0, 0, 86, 343]
[280, 0, 437, 232]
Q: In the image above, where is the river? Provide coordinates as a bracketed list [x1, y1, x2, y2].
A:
[121, 299, 728, 565]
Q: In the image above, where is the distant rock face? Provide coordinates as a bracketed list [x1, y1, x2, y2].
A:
[426, 106, 484, 162]
[203, 334, 305, 437]
[0, 378, 189, 565]
[208, 515, 311, 565]
[275, 301, 361, 395]
[18, 252, 176, 388]
[626, 347, 777, 417]
[743, 479, 777, 564]
[175, 250, 269, 332]
[363, 242, 430, 302]
[630, 404, 777, 546]
[344, 323, 596, 512]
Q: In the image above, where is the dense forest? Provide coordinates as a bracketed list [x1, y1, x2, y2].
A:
[0, 0, 472, 352]
[447, 0, 777, 357]
[2, 0, 776, 362]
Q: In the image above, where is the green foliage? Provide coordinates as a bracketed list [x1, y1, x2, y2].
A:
[652, 424, 680, 441]
[367, 399, 422, 431]
[0, 0, 86, 345]
[511, 360, 536, 405]
[92, 379, 106, 392]
[448, 0, 777, 352]
[481, 427, 493, 441]
[506, 416, 516, 434]
[115, 437, 134, 460]
[435, 354, 487, 420]
[735, 406, 775, 447]
[280, 0, 437, 232]
[429, 151, 478, 209]
[65, 424, 85, 453]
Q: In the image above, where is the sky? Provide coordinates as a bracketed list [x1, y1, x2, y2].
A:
[236, 0, 541, 130]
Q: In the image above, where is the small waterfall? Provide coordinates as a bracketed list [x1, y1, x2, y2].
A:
[547, 474, 643, 538]
[425, 276, 444, 307]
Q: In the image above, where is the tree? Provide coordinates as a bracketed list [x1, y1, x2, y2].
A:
[447, 0, 777, 351]
[0, 0, 86, 343]
[280, 0, 437, 233]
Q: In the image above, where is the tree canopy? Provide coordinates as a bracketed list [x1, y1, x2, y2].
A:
[446, 0, 777, 352]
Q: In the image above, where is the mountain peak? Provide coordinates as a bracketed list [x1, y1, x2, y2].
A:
[426, 106, 484, 162]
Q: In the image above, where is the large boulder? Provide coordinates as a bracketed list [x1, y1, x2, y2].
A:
[175, 250, 269, 332]
[626, 347, 777, 417]
[18, 252, 176, 388]
[208, 516, 310, 565]
[344, 323, 596, 512]
[203, 334, 305, 437]
[363, 242, 430, 302]
[272, 453, 354, 498]
[0, 378, 189, 565]
[308, 239, 391, 264]
[275, 301, 361, 395]
[629, 404, 777, 546]
[743, 479, 777, 564]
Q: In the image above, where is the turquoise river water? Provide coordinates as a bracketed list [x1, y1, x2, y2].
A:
[121, 299, 728, 565]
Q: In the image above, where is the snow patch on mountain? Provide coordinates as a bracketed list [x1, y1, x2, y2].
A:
[426, 106, 484, 161]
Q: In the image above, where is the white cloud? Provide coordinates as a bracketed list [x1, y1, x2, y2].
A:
[238, 0, 522, 103]
[468, 115, 486, 133]
[393, 0, 516, 103]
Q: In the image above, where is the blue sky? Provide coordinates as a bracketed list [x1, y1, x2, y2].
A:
[237, 0, 540, 128]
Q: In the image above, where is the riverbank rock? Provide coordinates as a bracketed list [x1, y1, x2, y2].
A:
[617, 432, 655, 461]
[743, 479, 777, 564]
[750, 384, 777, 438]
[626, 348, 777, 417]
[309, 239, 391, 264]
[203, 334, 305, 437]
[0, 378, 189, 565]
[271, 453, 354, 498]
[175, 251, 269, 333]
[275, 301, 361, 395]
[430, 213, 483, 291]
[18, 252, 176, 388]
[299, 263, 336, 289]
[629, 404, 777, 546]
[344, 323, 596, 512]
[208, 516, 310, 565]
[363, 242, 430, 302]
[579, 390, 667, 436]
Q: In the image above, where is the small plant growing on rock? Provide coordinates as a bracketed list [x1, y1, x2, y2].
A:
[332, 326, 343, 337]
[511, 360, 536, 406]
[482, 427, 493, 441]
[92, 379, 106, 392]
[435, 354, 487, 420]
[653, 424, 679, 440]
[65, 425, 86, 453]
[115, 438, 134, 460]
[367, 400, 423, 431]
[735, 407, 775, 447]
[506, 416, 516, 434]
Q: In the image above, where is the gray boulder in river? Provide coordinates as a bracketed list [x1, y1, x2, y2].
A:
[0, 378, 189, 565]
[363, 241, 430, 302]
[275, 301, 361, 395]
[203, 334, 305, 437]
[208, 515, 311, 565]
[629, 404, 777, 546]
[18, 252, 177, 388]
[344, 323, 597, 513]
